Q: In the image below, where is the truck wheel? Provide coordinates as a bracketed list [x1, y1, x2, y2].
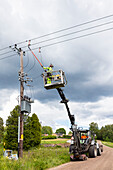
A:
[97, 147, 101, 156]
[89, 145, 97, 158]
[101, 146, 103, 152]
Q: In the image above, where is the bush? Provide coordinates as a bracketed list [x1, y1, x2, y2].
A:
[58, 135, 71, 139]
[42, 135, 57, 140]
[63, 135, 71, 139]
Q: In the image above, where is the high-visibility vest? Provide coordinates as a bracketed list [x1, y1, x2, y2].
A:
[81, 135, 87, 139]
[43, 67, 53, 73]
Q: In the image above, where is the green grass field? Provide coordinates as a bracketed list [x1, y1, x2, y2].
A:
[0, 143, 3, 157]
[41, 138, 68, 144]
[1, 139, 113, 169]
[102, 141, 113, 148]
[0, 139, 70, 170]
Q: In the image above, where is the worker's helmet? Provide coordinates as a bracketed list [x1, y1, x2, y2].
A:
[49, 64, 54, 67]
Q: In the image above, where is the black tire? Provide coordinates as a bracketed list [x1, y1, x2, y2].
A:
[101, 146, 103, 152]
[97, 147, 101, 156]
[69, 144, 74, 153]
[89, 145, 97, 158]
[70, 156, 74, 161]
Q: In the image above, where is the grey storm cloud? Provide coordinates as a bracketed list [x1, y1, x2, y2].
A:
[1, 0, 113, 117]
[1, 40, 113, 104]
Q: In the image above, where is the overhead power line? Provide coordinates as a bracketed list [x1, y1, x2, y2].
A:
[1, 19, 113, 56]
[1, 26, 113, 61]
[0, 53, 17, 61]
[29, 27, 113, 50]
[28, 14, 113, 42]
[27, 55, 36, 73]
[0, 50, 14, 56]
[23, 52, 29, 69]
[21, 20, 113, 49]
[0, 13, 113, 51]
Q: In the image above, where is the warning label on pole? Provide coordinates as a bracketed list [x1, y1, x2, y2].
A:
[21, 134, 23, 140]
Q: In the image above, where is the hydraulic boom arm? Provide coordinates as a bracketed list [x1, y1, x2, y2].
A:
[57, 88, 81, 151]
[57, 88, 75, 126]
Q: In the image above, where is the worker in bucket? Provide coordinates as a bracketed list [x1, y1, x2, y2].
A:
[43, 64, 54, 84]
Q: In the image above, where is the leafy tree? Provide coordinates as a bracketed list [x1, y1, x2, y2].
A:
[89, 122, 99, 138]
[42, 126, 53, 135]
[5, 105, 41, 150]
[0, 117, 4, 143]
[5, 105, 19, 150]
[68, 131, 72, 135]
[100, 124, 113, 142]
[55, 128, 66, 135]
[24, 113, 41, 150]
[89, 122, 113, 142]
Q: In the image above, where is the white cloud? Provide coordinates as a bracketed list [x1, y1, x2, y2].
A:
[0, 89, 19, 124]
[32, 99, 70, 133]
[1, 0, 113, 134]
[70, 96, 113, 129]
[1, 89, 113, 134]
[32, 95, 113, 133]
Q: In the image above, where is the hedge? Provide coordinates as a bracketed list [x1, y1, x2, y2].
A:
[42, 135, 57, 140]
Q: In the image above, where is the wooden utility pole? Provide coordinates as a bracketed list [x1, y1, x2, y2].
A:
[10, 45, 33, 158]
[19, 49, 24, 158]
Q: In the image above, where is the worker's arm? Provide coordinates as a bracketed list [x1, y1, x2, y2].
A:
[43, 66, 49, 70]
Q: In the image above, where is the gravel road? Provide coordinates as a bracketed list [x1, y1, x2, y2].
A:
[49, 144, 113, 170]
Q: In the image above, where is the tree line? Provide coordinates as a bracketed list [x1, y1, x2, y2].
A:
[89, 122, 113, 142]
[0, 105, 67, 150]
[1, 106, 113, 151]
[1, 105, 41, 150]
[0, 117, 4, 143]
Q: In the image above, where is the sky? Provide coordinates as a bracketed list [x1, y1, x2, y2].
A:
[0, 0, 113, 133]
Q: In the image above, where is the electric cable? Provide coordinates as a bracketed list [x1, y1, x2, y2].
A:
[21, 20, 113, 49]
[26, 58, 42, 80]
[26, 53, 36, 73]
[29, 27, 113, 50]
[25, 84, 33, 100]
[39, 49, 44, 67]
[24, 86, 29, 97]
[0, 50, 14, 56]
[0, 13, 113, 51]
[29, 86, 33, 99]
[1, 26, 113, 61]
[0, 46, 10, 52]
[31, 86, 35, 101]
[28, 45, 43, 67]
[23, 52, 29, 69]
[32, 74, 42, 80]
[29, 14, 113, 42]
[0, 53, 18, 61]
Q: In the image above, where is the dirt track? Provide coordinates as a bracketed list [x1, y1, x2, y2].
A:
[49, 144, 113, 170]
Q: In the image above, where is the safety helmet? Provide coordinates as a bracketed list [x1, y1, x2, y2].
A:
[49, 64, 54, 67]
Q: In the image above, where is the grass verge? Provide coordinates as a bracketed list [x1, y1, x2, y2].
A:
[41, 138, 68, 144]
[0, 139, 70, 170]
[102, 141, 113, 148]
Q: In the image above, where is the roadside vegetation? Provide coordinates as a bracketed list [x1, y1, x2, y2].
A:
[41, 138, 68, 144]
[102, 141, 113, 148]
[1, 105, 113, 169]
[0, 139, 70, 170]
[0, 143, 3, 157]
[89, 122, 113, 143]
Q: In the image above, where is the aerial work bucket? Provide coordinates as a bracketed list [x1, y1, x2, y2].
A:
[27, 45, 67, 90]
[43, 69, 67, 90]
